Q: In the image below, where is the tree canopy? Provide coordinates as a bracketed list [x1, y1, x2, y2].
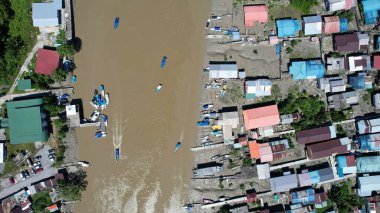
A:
[0, 0, 38, 85]
[58, 170, 88, 201]
[32, 192, 52, 212]
[329, 180, 365, 213]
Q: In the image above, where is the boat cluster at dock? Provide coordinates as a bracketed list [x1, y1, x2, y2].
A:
[89, 84, 110, 139]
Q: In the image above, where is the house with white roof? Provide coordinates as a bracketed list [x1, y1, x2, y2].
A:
[303, 16, 322, 35]
[209, 62, 238, 79]
[325, 0, 355, 12]
[348, 55, 371, 72]
[318, 77, 346, 93]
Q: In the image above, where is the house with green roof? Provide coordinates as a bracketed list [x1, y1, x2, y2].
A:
[1, 98, 49, 144]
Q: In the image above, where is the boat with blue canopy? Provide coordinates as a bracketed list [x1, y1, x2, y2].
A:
[114, 17, 119, 29]
[161, 56, 167, 68]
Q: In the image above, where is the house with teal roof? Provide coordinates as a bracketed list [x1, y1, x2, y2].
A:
[361, 0, 380, 25]
[1, 98, 49, 144]
[276, 19, 301, 38]
[289, 60, 325, 80]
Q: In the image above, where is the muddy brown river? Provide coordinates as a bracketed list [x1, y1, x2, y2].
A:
[73, 0, 210, 212]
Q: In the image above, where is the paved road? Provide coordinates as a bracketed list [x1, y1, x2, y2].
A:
[0, 145, 57, 199]
[7, 39, 45, 95]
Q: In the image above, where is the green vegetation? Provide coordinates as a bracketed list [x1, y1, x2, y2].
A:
[338, 10, 355, 22]
[58, 170, 88, 201]
[32, 192, 52, 212]
[53, 119, 68, 167]
[0, 0, 38, 85]
[230, 148, 241, 158]
[220, 83, 244, 104]
[218, 205, 230, 213]
[253, 49, 258, 54]
[228, 159, 237, 169]
[271, 84, 281, 101]
[233, 0, 245, 7]
[1, 141, 36, 177]
[25, 72, 54, 90]
[52, 68, 67, 83]
[290, 39, 299, 47]
[43, 96, 65, 117]
[239, 183, 245, 192]
[279, 92, 329, 130]
[56, 30, 76, 57]
[336, 124, 346, 137]
[286, 47, 293, 54]
[242, 157, 252, 167]
[329, 180, 365, 213]
[289, 0, 318, 14]
[218, 181, 224, 190]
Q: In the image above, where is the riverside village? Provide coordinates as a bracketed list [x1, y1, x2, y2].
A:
[188, 0, 380, 212]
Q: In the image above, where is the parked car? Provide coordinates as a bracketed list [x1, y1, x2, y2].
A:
[9, 177, 16, 184]
[30, 169, 35, 176]
[24, 170, 30, 178]
[48, 149, 55, 155]
[19, 172, 26, 180]
[26, 158, 33, 167]
[33, 161, 41, 169]
[48, 154, 55, 162]
[34, 155, 42, 160]
[35, 168, 43, 173]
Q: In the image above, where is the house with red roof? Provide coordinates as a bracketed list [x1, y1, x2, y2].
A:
[35, 49, 60, 75]
[243, 4, 268, 27]
[243, 104, 280, 130]
[324, 16, 340, 34]
[373, 55, 380, 70]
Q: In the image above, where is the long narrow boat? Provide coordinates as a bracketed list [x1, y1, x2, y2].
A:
[114, 17, 119, 29]
[175, 142, 181, 152]
[161, 56, 167, 69]
[115, 148, 120, 161]
[95, 131, 107, 139]
[155, 84, 162, 92]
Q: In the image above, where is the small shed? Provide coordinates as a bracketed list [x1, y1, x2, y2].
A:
[303, 16, 322, 35]
[373, 55, 380, 70]
[256, 163, 270, 179]
[17, 79, 32, 91]
[373, 93, 380, 109]
[245, 79, 272, 99]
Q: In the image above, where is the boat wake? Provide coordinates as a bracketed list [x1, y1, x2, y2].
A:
[110, 112, 128, 160]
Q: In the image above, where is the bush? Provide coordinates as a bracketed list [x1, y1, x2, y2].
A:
[286, 47, 293, 53]
[32, 192, 52, 212]
[43, 96, 65, 116]
[253, 49, 258, 54]
[52, 69, 67, 83]
[290, 0, 318, 14]
[57, 43, 76, 57]
[330, 109, 346, 122]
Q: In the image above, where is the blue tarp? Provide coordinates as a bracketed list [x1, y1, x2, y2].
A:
[362, 0, 380, 24]
[276, 44, 281, 56]
[232, 31, 240, 40]
[289, 60, 325, 80]
[377, 37, 380, 50]
[340, 18, 348, 32]
[276, 19, 301, 38]
[349, 75, 365, 89]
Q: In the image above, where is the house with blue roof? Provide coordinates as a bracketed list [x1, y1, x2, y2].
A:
[32, 0, 63, 28]
[289, 60, 325, 80]
[276, 19, 301, 38]
[290, 188, 315, 205]
[361, 0, 380, 25]
[358, 132, 380, 151]
[349, 74, 365, 89]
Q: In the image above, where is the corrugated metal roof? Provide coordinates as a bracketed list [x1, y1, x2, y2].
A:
[324, 16, 340, 34]
[289, 60, 325, 80]
[32, 0, 62, 27]
[357, 156, 380, 173]
[243, 4, 268, 27]
[6, 98, 49, 144]
[303, 16, 322, 35]
[209, 63, 238, 79]
[358, 175, 380, 197]
[359, 132, 380, 151]
[362, 0, 380, 24]
[276, 19, 301, 38]
[256, 163, 270, 179]
[306, 138, 350, 159]
[296, 126, 336, 144]
[243, 104, 280, 130]
[269, 174, 298, 193]
[245, 79, 272, 98]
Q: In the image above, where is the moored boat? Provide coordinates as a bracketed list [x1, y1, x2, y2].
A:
[78, 161, 90, 167]
[103, 115, 108, 127]
[100, 84, 105, 97]
[90, 110, 100, 122]
[71, 75, 76, 84]
[105, 93, 110, 105]
[95, 131, 107, 139]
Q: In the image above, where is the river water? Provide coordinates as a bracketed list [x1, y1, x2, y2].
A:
[73, 0, 210, 212]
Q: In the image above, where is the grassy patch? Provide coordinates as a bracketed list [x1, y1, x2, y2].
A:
[289, 0, 318, 14]
[269, 5, 302, 20]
